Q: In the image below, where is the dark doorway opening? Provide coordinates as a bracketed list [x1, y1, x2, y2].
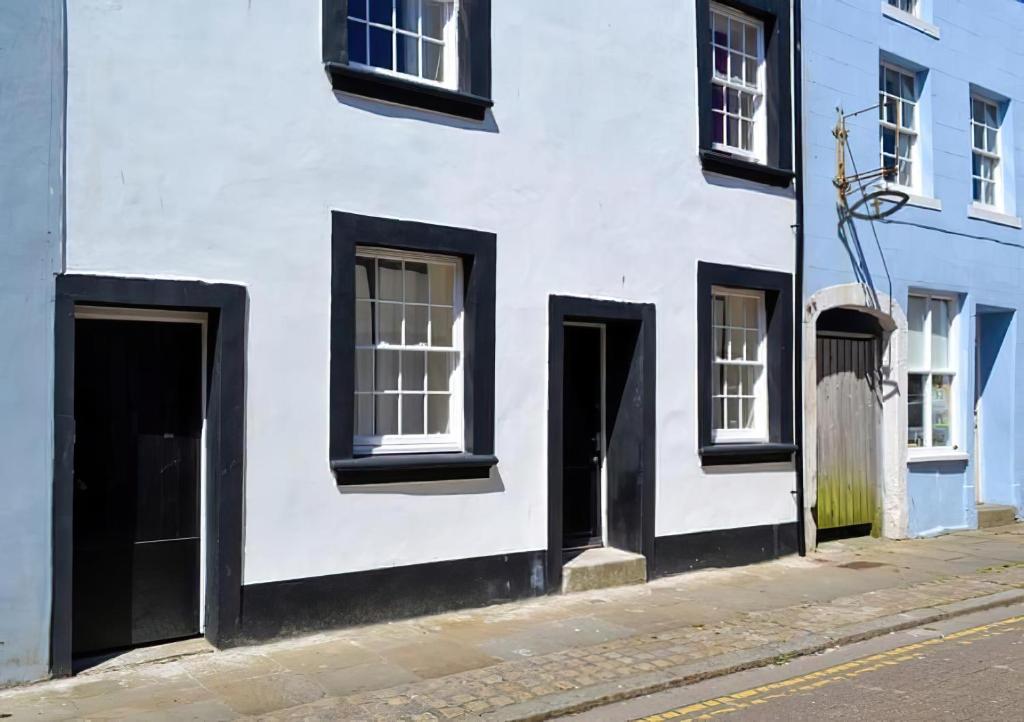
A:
[72, 315, 204, 658]
[547, 297, 656, 592]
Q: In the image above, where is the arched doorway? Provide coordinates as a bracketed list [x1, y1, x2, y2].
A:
[802, 285, 909, 552]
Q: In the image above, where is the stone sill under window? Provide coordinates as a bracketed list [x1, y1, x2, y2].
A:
[700, 442, 797, 467]
[883, 186, 943, 212]
[907, 450, 968, 465]
[880, 2, 940, 39]
[332, 452, 498, 485]
[967, 204, 1023, 229]
[699, 150, 795, 188]
[325, 62, 493, 121]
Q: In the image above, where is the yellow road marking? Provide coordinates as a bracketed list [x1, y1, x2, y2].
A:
[634, 615, 1024, 722]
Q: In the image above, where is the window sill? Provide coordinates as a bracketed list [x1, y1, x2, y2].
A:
[325, 62, 493, 121]
[700, 442, 797, 467]
[880, 3, 940, 39]
[967, 204, 1022, 229]
[907, 450, 968, 465]
[332, 452, 498, 485]
[897, 190, 943, 212]
[699, 150, 795, 188]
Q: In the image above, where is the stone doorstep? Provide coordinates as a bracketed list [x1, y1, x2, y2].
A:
[978, 504, 1018, 529]
[561, 548, 647, 594]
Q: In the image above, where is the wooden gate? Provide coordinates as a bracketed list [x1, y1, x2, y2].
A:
[816, 334, 881, 532]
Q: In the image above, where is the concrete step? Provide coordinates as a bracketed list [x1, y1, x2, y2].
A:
[977, 504, 1018, 529]
[562, 547, 647, 594]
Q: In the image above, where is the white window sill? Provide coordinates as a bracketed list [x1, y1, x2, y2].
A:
[881, 3, 940, 39]
[967, 204, 1023, 229]
[903, 192, 943, 212]
[907, 450, 968, 464]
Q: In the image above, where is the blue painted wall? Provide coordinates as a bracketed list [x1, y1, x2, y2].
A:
[802, 0, 1024, 535]
[0, 0, 63, 685]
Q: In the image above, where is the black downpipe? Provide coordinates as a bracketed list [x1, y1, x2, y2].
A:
[792, 0, 807, 557]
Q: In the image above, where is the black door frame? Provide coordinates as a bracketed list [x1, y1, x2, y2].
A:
[547, 296, 656, 593]
[53, 274, 247, 676]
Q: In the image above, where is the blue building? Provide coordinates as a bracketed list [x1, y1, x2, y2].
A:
[800, 0, 1024, 548]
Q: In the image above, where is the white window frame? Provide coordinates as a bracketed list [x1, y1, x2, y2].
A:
[886, 0, 917, 15]
[970, 94, 1002, 211]
[709, 3, 767, 163]
[354, 246, 465, 455]
[711, 286, 769, 443]
[879, 62, 920, 192]
[346, 0, 460, 91]
[907, 292, 958, 452]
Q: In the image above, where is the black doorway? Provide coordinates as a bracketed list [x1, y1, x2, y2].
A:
[547, 296, 656, 592]
[562, 324, 605, 552]
[72, 316, 204, 657]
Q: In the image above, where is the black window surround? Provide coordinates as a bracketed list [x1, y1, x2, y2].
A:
[696, 0, 795, 187]
[697, 262, 795, 465]
[322, 0, 493, 120]
[330, 211, 497, 484]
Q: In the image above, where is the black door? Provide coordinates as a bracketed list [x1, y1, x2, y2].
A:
[72, 318, 203, 656]
[562, 324, 604, 551]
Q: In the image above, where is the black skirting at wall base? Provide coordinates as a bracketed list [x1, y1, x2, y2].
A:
[652, 522, 799, 578]
[238, 550, 547, 642]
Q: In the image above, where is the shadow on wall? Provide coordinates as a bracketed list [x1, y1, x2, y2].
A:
[332, 90, 500, 134]
[335, 465, 506, 496]
[836, 206, 882, 310]
[702, 170, 795, 198]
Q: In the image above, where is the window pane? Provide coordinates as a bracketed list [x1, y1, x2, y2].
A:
[729, 329, 745, 360]
[431, 306, 453, 347]
[355, 256, 375, 299]
[427, 394, 451, 434]
[427, 351, 454, 391]
[745, 330, 759, 361]
[396, 32, 418, 76]
[368, 25, 393, 69]
[396, 0, 418, 31]
[973, 124, 985, 150]
[378, 259, 403, 300]
[401, 394, 425, 434]
[379, 302, 402, 344]
[401, 350, 425, 391]
[368, 0, 392, 25]
[729, 52, 744, 83]
[712, 11, 728, 45]
[712, 396, 724, 430]
[349, 0, 367, 20]
[404, 262, 428, 303]
[375, 349, 400, 390]
[347, 19, 368, 65]
[713, 295, 725, 325]
[429, 263, 454, 304]
[726, 398, 740, 429]
[355, 349, 374, 391]
[908, 374, 925, 447]
[354, 394, 374, 436]
[742, 398, 756, 429]
[907, 296, 927, 368]
[406, 304, 429, 346]
[356, 300, 374, 345]
[745, 26, 757, 55]
[375, 395, 399, 435]
[930, 298, 950, 369]
[423, 40, 444, 82]
[931, 375, 952, 446]
[423, 0, 449, 39]
[741, 365, 760, 397]
[725, 364, 740, 395]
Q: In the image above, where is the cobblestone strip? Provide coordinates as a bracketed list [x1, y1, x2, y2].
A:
[261, 567, 1024, 720]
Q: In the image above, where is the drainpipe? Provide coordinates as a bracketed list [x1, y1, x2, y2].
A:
[792, 0, 807, 557]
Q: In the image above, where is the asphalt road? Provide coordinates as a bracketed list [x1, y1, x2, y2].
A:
[566, 604, 1024, 722]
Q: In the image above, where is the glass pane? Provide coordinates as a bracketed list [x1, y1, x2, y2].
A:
[713, 325, 725, 360]
[712, 295, 725, 325]
[347, 19, 368, 65]
[354, 394, 374, 436]
[396, 33, 418, 76]
[712, 110, 725, 144]
[368, 0, 393, 25]
[729, 329, 745, 360]
[355, 349, 374, 391]
[986, 126, 997, 152]
[349, 0, 367, 20]
[401, 350, 425, 391]
[900, 72, 914, 101]
[429, 263, 454, 305]
[726, 87, 739, 113]
[973, 177, 983, 204]
[368, 25, 393, 69]
[742, 397, 756, 429]
[985, 102, 998, 127]
[881, 127, 896, 156]
[378, 302, 402, 344]
[741, 120, 753, 151]
[375, 395, 399, 435]
[712, 397, 723, 430]
[401, 394, 425, 434]
[973, 124, 985, 150]
[744, 58, 757, 87]
[729, 52, 744, 83]
[378, 259, 403, 300]
[726, 293, 744, 326]
[431, 306, 453, 347]
[930, 298, 950, 369]
[423, 40, 444, 82]
[726, 116, 739, 147]
[931, 374, 952, 446]
[428, 351, 454, 391]
[900, 99, 914, 128]
[427, 394, 450, 434]
[740, 365, 757, 396]
[375, 349, 400, 390]
[745, 26, 757, 55]
[406, 304, 429, 345]
[355, 256, 375, 299]
[423, 0, 448, 39]
[403, 262, 429, 303]
[712, 12, 728, 46]
[396, 0, 418, 31]
[745, 330, 759, 361]
[726, 398, 740, 429]
[712, 362, 723, 396]
[714, 46, 727, 76]
[356, 300, 374, 345]
[725, 364, 740, 395]
[907, 296, 927, 368]
[908, 374, 925, 446]
[898, 157, 912, 186]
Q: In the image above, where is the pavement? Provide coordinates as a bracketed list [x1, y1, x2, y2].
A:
[3, 524, 1024, 720]
[576, 603, 1024, 721]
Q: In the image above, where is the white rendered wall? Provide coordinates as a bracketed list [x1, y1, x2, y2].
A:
[65, 0, 797, 585]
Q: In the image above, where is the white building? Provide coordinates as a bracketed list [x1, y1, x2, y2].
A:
[1, 0, 800, 683]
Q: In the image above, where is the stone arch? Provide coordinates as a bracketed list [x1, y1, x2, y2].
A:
[803, 283, 908, 551]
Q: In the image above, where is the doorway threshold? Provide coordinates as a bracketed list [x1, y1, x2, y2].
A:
[73, 636, 213, 676]
[561, 547, 647, 594]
